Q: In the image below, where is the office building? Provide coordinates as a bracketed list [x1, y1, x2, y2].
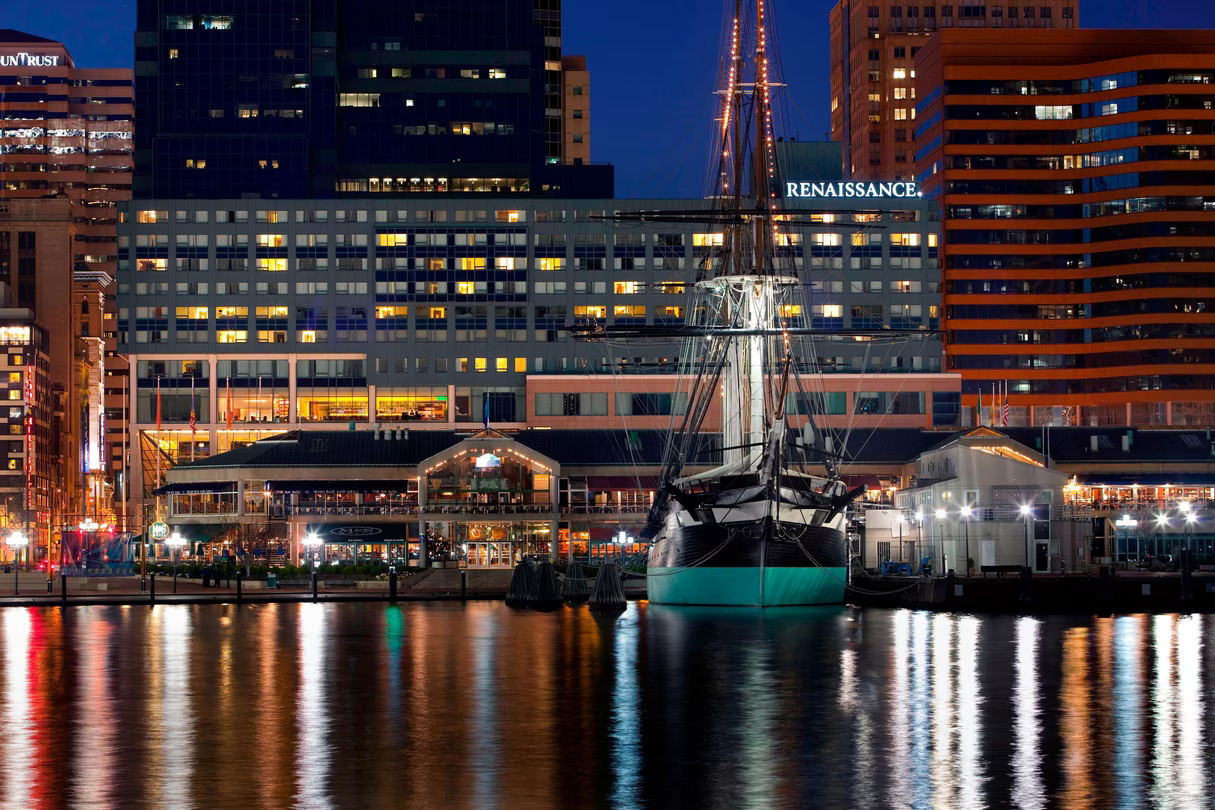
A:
[0, 30, 134, 526]
[914, 29, 1215, 427]
[0, 301, 52, 559]
[829, 0, 1077, 181]
[117, 181, 950, 524]
[134, 0, 610, 199]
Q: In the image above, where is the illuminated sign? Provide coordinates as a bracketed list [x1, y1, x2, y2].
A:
[330, 526, 382, 537]
[0, 53, 60, 68]
[785, 181, 919, 199]
[475, 452, 502, 469]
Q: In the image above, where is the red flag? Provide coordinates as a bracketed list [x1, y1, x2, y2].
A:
[1002, 381, 1009, 427]
[226, 377, 233, 429]
[155, 377, 162, 431]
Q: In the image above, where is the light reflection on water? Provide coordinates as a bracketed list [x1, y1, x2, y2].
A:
[3, 604, 1215, 808]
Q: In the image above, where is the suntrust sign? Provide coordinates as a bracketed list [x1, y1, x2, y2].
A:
[786, 181, 919, 198]
[0, 53, 61, 68]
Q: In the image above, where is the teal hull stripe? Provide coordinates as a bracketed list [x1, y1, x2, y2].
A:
[647, 566, 846, 606]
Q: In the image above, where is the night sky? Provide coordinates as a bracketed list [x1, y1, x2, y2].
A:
[6, 0, 1214, 198]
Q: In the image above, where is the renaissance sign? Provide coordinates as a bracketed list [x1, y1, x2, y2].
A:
[785, 181, 919, 199]
[0, 53, 61, 68]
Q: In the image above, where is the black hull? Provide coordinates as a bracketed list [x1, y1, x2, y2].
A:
[647, 515, 846, 569]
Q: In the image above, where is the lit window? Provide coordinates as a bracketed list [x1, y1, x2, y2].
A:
[692, 233, 724, 246]
[894, 108, 907, 120]
[890, 233, 921, 246]
[137, 258, 167, 272]
[928, 233, 939, 247]
[137, 210, 162, 223]
[614, 281, 642, 294]
[299, 331, 317, 343]
[820, 304, 842, 318]
[256, 306, 288, 317]
[456, 281, 475, 294]
[812, 233, 842, 246]
[256, 258, 288, 272]
[495, 357, 508, 372]
[474, 358, 488, 372]
[256, 234, 285, 247]
[574, 305, 607, 319]
[459, 257, 486, 271]
[168, 48, 179, 59]
[779, 305, 803, 317]
[514, 357, 527, 372]
[892, 68, 907, 79]
[613, 305, 645, 317]
[339, 93, 381, 107]
[428, 307, 446, 319]
[489, 69, 507, 79]
[175, 306, 209, 320]
[217, 330, 247, 344]
[894, 87, 907, 99]
[377, 233, 409, 246]
[216, 306, 247, 317]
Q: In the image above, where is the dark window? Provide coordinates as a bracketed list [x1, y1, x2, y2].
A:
[868, 49, 880, 61]
[868, 5, 880, 17]
[894, 46, 906, 58]
[1040, 6, 1051, 17]
[1062, 7, 1073, 18]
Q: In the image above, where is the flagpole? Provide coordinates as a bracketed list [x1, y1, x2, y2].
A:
[190, 375, 196, 463]
[978, 386, 983, 427]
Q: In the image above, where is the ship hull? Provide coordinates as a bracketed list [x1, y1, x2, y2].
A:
[646, 507, 848, 607]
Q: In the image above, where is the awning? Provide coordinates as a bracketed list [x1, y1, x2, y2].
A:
[306, 523, 416, 542]
[1077, 474, 1215, 487]
[155, 481, 237, 495]
[586, 476, 658, 491]
[267, 479, 414, 493]
[171, 523, 232, 543]
[842, 474, 883, 490]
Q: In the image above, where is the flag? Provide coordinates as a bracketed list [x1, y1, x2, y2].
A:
[1002, 380, 1009, 427]
[978, 386, 983, 427]
[226, 377, 233, 429]
[482, 393, 490, 429]
[155, 377, 162, 431]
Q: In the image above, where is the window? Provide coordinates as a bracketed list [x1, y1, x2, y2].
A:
[892, 68, 907, 80]
[894, 88, 907, 100]
[217, 330, 247, 344]
[256, 234, 285, 247]
[257, 258, 288, 272]
[339, 93, 381, 107]
[894, 108, 907, 120]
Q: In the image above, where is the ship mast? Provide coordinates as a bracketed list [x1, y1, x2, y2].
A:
[718, 0, 785, 472]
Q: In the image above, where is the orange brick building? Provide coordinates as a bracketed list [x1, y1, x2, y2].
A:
[914, 30, 1215, 427]
[830, 1, 1077, 181]
[0, 30, 133, 524]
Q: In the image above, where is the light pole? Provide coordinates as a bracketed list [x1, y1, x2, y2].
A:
[960, 504, 973, 576]
[935, 508, 947, 574]
[303, 531, 322, 569]
[914, 511, 924, 573]
[7, 532, 27, 595]
[1155, 513, 1169, 561]
[1020, 503, 1032, 570]
[166, 530, 186, 593]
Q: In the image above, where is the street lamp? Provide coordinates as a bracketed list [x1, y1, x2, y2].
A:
[960, 504, 973, 576]
[1184, 511, 1198, 563]
[1019, 503, 1033, 570]
[7, 532, 27, 595]
[166, 530, 187, 593]
[1114, 514, 1138, 566]
[303, 531, 322, 569]
[935, 508, 947, 574]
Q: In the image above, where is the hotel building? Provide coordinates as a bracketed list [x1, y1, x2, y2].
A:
[118, 184, 951, 525]
[829, 0, 1077, 181]
[914, 30, 1215, 427]
[0, 30, 134, 527]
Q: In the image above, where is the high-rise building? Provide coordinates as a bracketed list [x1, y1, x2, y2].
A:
[0, 32, 132, 531]
[914, 29, 1215, 428]
[134, 0, 610, 199]
[829, 1, 1078, 181]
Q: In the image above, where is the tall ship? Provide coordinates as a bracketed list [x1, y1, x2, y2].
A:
[579, 0, 869, 606]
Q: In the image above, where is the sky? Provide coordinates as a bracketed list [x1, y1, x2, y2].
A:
[6, 0, 1215, 198]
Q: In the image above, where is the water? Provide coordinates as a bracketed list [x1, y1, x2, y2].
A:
[0, 602, 1211, 809]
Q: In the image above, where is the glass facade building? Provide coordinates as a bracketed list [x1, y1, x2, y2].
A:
[134, 0, 611, 199]
[915, 30, 1215, 428]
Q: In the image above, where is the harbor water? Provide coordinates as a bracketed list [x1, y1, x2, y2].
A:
[0, 601, 1212, 809]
